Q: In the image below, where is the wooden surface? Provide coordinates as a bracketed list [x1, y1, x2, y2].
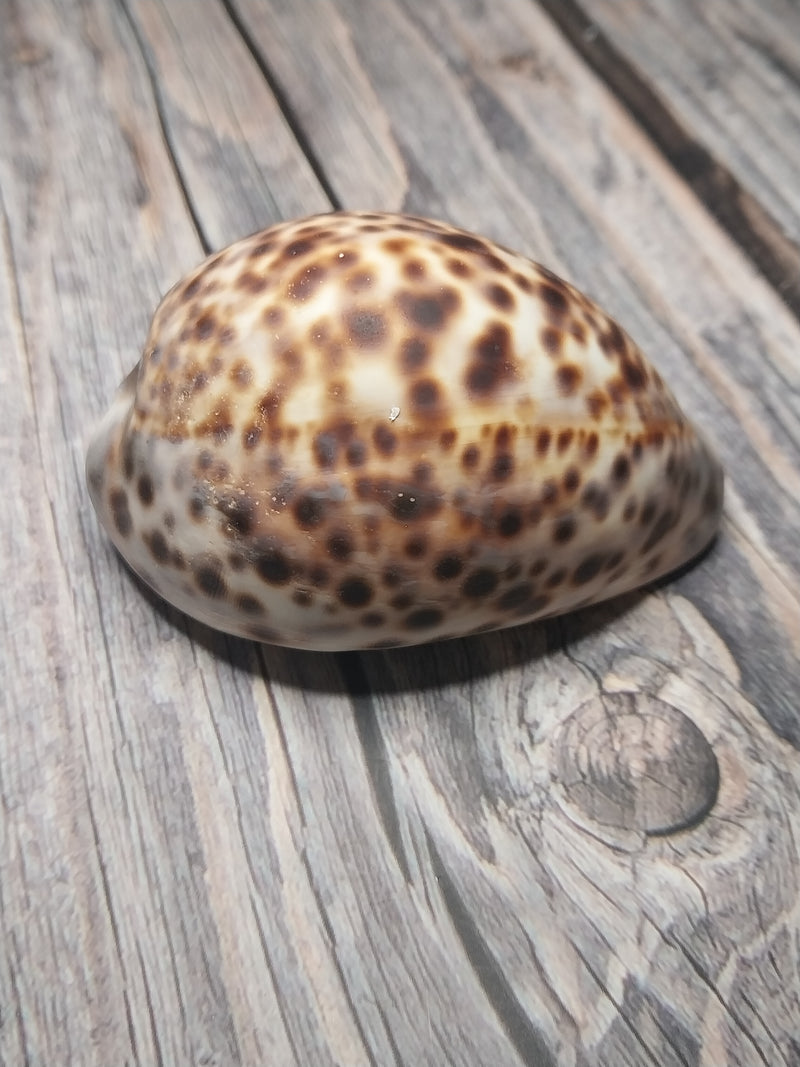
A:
[2, 0, 799, 1063]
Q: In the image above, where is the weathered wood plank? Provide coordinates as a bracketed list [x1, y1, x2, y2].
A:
[0, 0, 334, 1062]
[537, 0, 800, 318]
[1, 0, 799, 1064]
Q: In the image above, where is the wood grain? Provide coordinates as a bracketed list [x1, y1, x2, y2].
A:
[1, 0, 799, 1064]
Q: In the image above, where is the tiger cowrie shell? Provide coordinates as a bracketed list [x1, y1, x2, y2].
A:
[86, 211, 723, 651]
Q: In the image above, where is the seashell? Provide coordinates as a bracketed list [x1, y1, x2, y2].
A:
[86, 212, 723, 651]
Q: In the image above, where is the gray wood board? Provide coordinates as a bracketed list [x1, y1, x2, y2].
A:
[1, 0, 798, 1063]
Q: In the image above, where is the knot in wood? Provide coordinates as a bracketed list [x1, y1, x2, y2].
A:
[553, 693, 718, 835]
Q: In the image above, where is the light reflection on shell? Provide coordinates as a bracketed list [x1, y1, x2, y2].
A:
[86, 211, 723, 650]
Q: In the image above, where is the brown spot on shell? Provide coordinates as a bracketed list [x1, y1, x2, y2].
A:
[409, 378, 443, 415]
[355, 476, 443, 523]
[337, 576, 373, 608]
[400, 337, 429, 372]
[288, 264, 327, 301]
[465, 323, 515, 399]
[554, 516, 577, 544]
[293, 493, 328, 530]
[434, 554, 464, 580]
[462, 568, 499, 598]
[110, 489, 132, 538]
[373, 424, 397, 457]
[345, 308, 387, 348]
[397, 289, 459, 331]
[556, 363, 583, 396]
[254, 543, 295, 586]
[405, 607, 444, 630]
[137, 474, 154, 507]
[236, 594, 264, 615]
[193, 555, 227, 598]
[145, 529, 169, 564]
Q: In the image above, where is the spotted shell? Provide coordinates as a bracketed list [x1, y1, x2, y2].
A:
[86, 211, 723, 651]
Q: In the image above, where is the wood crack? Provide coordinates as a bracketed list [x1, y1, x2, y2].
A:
[219, 0, 342, 210]
[114, 0, 212, 253]
[533, 0, 800, 322]
[424, 829, 556, 1067]
[298, 850, 382, 1067]
[338, 652, 413, 884]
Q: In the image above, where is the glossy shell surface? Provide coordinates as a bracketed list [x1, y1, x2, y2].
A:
[86, 211, 723, 650]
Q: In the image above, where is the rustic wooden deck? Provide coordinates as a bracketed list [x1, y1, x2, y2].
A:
[2, 0, 799, 1063]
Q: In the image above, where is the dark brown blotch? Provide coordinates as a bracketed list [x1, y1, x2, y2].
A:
[194, 403, 233, 443]
[434, 554, 464, 581]
[586, 390, 609, 420]
[409, 378, 443, 415]
[563, 467, 581, 494]
[553, 515, 577, 544]
[326, 531, 354, 561]
[293, 493, 328, 530]
[400, 337, 429, 372]
[496, 582, 535, 612]
[540, 326, 562, 358]
[446, 257, 472, 278]
[314, 420, 355, 468]
[216, 492, 256, 537]
[110, 488, 132, 538]
[360, 478, 442, 523]
[397, 289, 459, 331]
[539, 281, 570, 321]
[611, 454, 631, 486]
[641, 509, 677, 553]
[556, 363, 583, 396]
[640, 497, 658, 527]
[465, 322, 516, 399]
[137, 474, 154, 507]
[233, 594, 263, 616]
[557, 429, 574, 454]
[439, 231, 492, 255]
[346, 440, 367, 467]
[573, 553, 606, 585]
[309, 564, 330, 588]
[540, 479, 559, 507]
[461, 443, 480, 471]
[145, 529, 169, 564]
[193, 555, 227, 599]
[498, 508, 523, 538]
[193, 312, 216, 341]
[283, 237, 315, 259]
[288, 264, 327, 301]
[404, 607, 444, 630]
[372, 424, 397, 457]
[337, 576, 373, 608]
[581, 482, 610, 521]
[403, 258, 426, 280]
[404, 534, 427, 559]
[620, 353, 647, 391]
[490, 452, 514, 482]
[462, 567, 499, 599]
[254, 543, 295, 586]
[485, 283, 515, 312]
[237, 271, 267, 294]
[599, 321, 627, 357]
[345, 308, 387, 348]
